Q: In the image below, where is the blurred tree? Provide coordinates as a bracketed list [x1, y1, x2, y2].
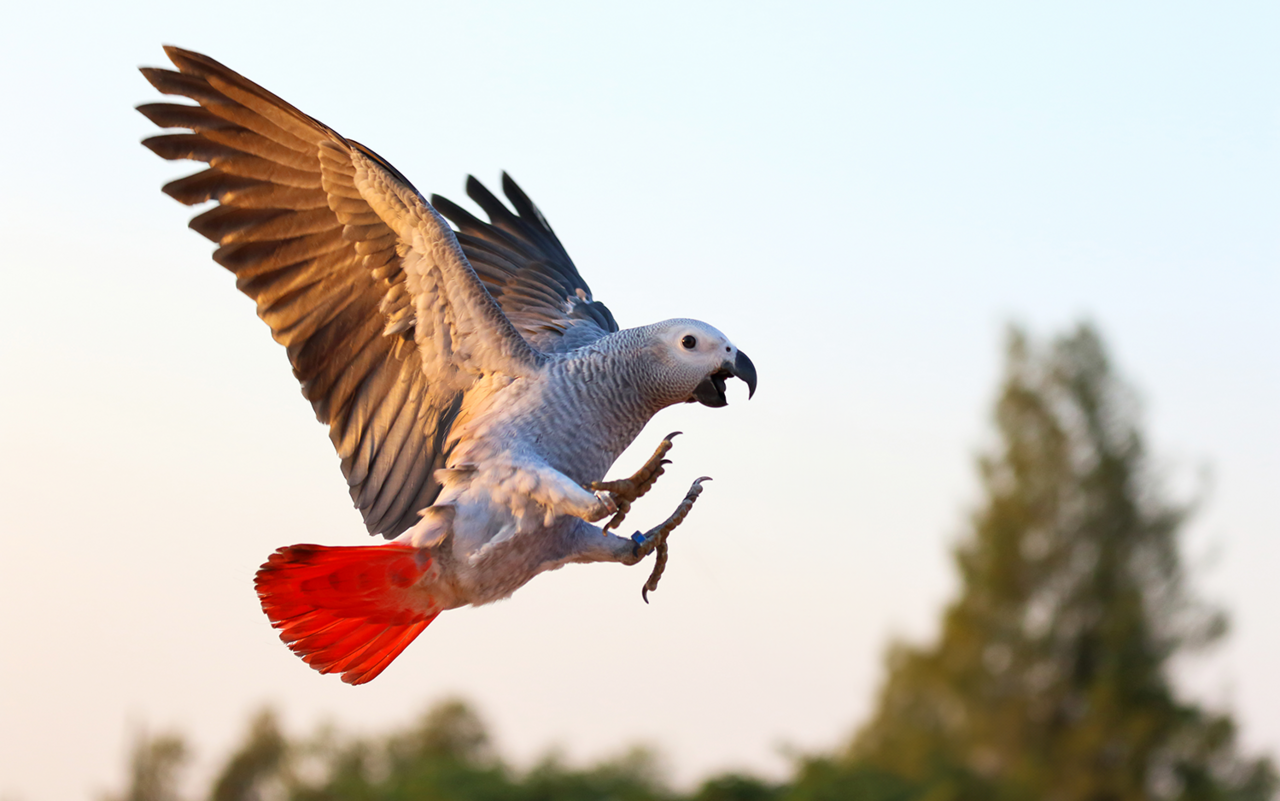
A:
[103, 729, 189, 801]
[388, 698, 494, 766]
[841, 324, 1276, 801]
[209, 709, 286, 801]
[288, 698, 510, 801]
[281, 698, 675, 801]
[691, 772, 783, 801]
[785, 756, 917, 801]
[521, 746, 671, 801]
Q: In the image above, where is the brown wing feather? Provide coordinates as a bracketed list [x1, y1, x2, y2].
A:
[431, 175, 619, 352]
[139, 46, 452, 538]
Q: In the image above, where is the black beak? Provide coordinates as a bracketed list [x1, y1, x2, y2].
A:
[692, 349, 758, 408]
[733, 350, 758, 399]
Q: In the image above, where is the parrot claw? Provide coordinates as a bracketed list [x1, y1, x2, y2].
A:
[629, 476, 711, 602]
[589, 431, 682, 533]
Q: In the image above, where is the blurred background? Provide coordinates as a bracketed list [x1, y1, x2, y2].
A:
[0, 2, 1276, 800]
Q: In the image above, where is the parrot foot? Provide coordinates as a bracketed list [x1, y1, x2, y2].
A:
[628, 476, 711, 602]
[589, 431, 681, 533]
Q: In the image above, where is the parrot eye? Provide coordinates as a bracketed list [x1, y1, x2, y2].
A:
[681, 335, 697, 349]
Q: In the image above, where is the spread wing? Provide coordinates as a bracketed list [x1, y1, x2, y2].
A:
[138, 46, 543, 538]
[432, 175, 620, 353]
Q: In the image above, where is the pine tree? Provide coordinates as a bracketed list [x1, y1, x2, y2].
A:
[841, 324, 1275, 801]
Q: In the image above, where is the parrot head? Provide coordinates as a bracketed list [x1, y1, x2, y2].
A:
[646, 319, 757, 408]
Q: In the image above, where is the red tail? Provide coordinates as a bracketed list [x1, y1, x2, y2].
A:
[254, 543, 440, 685]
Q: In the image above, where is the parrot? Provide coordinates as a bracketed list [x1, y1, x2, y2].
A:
[137, 47, 757, 684]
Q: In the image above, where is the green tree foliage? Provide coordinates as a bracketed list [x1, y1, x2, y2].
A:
[691, 773, 783, 801]
[102, 730, 189, 801]
[103, 701, 784, 801]
[519, 746, 672, 801]
[276, 698, 674, 801]
[209, 710, 286, 801]
[837, 324, 1276, 801]
[288, 698, 510, 801]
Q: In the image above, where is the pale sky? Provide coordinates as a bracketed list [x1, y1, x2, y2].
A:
[1, 3, 1276, 800]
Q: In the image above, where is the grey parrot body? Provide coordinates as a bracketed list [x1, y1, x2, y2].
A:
[138, 47, 756, 683]
[410, 319, 741, 609]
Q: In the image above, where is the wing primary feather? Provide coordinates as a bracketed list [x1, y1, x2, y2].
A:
[213, 227, 348, 275]
[139, 67, 231, 105]
[142, 133, 239, 163]
[429, 194, 486, 231]
[221, 183, 329, 211]
[191, 206, 336, 244]
[234, 246, 349, 300]
[370, 436, 431, 535]
[301, 313, 385, 422]
[267, 269, 366, 347]
[502, 172, 567, 258]
[341, 364, 411, 486]
[463, 175, 517, 227]
[430, 175, 621, 350]
[160, 169, 257, 206]
[353, 380, 423, 512]
[136, 102, 235, 132]
[330, 357, 399, 462]
[201, 127, 316, 170]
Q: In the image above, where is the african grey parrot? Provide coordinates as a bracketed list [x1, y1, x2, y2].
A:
[137, 47, 756, 684]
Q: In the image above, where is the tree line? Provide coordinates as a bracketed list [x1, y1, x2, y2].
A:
[105, 325, 1277, 801]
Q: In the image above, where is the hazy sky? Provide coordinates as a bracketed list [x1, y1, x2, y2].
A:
[1, 2, 1276, 800]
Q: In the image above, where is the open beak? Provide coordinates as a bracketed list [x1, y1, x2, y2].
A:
[692, 350, 758, 408]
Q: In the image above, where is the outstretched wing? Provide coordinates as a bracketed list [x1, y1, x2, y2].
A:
[432, 175, 620, 353]
[138, 46, 543, 538]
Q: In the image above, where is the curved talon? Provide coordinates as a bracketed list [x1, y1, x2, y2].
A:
[636, 476, 711, 602]
[642, 538, 668, 604]
[587, 432, 684, 533]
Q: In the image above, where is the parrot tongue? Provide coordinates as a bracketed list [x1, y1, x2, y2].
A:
[692, 350, 757, 407]
[693, 371, 730, 407]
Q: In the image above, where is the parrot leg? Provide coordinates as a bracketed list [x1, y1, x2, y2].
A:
[626, 476, 711, 602]
[589, 431, 682, 533]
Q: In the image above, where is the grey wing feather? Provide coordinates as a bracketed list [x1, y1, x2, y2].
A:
[431, 174, 620, 352]
[138, 46, 536, 538]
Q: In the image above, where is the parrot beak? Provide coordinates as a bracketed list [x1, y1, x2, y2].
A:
[693, 350, 758, 407]
[732, 350, 758, 399]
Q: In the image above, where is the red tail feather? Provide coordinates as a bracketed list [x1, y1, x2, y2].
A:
[255, 543, 439, 685]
